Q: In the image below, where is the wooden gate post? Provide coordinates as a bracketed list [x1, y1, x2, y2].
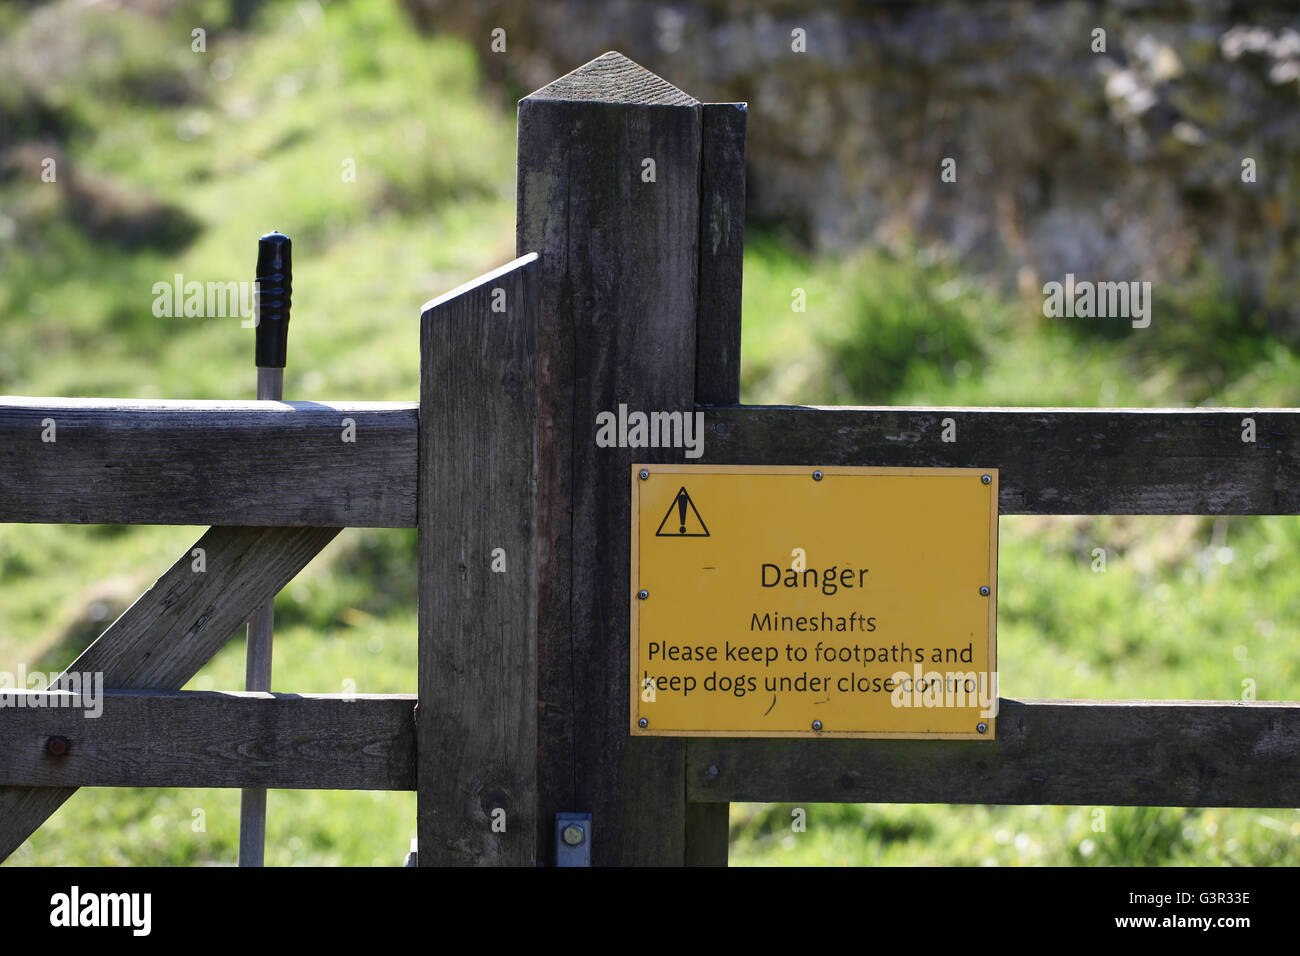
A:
[517, 52, 742, 865]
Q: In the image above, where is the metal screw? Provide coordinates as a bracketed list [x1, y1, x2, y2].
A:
[46, 735, 69, 757]
[980, 586, 990, 596]
[637, 589, 649, 600]
[638, 469, 649, 480]
[981, 474, 992, 484]
[638, 717, 648, 729]
[812, 470, 823, 481]
[561, 824, 586, 847]
[706, 764, 720, 778]
[977, 722, 988, 734]
[811, 719, 823, 731]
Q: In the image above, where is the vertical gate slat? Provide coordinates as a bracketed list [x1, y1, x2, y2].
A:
[683, 99, 750, 865]
[418, 254, 540, 865]
[695, 101, 748, 408]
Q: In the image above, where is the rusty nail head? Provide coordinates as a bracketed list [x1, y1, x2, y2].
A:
[46, 735, 69, 757]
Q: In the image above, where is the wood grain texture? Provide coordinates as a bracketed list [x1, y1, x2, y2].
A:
[695, 103, 747, 407]
[418, 254, 539, 866]
[684, 802, 730, 866]
[0, 691, 415, 790]
[0, 399, 416, 526]
[519, 52, 701, 865]
[0, 524, 339, 861]
[526, 50, 698, 105]
[688, 699, 1300, 807]
[703, 406, 1300, 514]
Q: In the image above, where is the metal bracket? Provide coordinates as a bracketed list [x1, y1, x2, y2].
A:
[555, 812, 592, 867]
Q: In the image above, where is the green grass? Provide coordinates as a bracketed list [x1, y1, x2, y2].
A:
[2, 0, 1299, 866]
[729, 803, 1300, 867]
[0, 0, 492, 867]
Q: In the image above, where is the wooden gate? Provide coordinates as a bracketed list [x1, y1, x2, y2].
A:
[1, 52, 1297, 866]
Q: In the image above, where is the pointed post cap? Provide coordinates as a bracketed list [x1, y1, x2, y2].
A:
[523, 51, 699, 106]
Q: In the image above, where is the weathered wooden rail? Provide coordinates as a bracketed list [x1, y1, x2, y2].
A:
[4, 404, 1300, 523]
[0, 690, 416, 790]
[0, 399, 417, 526]
[0, 52, 1297, 866]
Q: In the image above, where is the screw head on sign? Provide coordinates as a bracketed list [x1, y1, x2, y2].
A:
[981, 474, 992, 484]
[638, 717, 648, 729]
[977, 722, 988, 734]
[812, 720, 823, 731]
[812, 470, 823, 481]
[638, 469, 649, 480]
[46, 735, 69, 757]
[637, 589, 649, 600]
[562, 824, 586, 847]
[980, 586, 991, 596]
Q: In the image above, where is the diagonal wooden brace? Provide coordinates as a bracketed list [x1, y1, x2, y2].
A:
[0, 524, 340, 861]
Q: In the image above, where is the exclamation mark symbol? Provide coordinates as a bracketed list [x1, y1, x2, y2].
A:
[655, 486, 709, 537]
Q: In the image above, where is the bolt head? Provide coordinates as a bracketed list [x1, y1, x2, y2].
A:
[638, 469, 649, 480]
[561, 824, 586, 847]
[977, 722, 988, 734]
[812, 470, 824, 481]
[980, 586, 991, 596]
[811, 719, 823, 731]
[638, 717, 648, 729]
[46, 735, 69, 757]
[637, 589, 649, 600]
[981, 474, 992, 484]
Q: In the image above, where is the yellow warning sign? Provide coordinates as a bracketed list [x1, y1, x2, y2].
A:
[630, 465, 998, 739]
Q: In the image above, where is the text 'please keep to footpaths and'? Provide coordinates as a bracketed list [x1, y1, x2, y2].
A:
[630, 465, 999, 739]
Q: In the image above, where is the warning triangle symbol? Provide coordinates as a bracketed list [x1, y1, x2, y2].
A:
[655, 486, 710, 537]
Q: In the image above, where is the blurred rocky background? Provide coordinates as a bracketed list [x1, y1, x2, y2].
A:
[405, 0, 1300, 332]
